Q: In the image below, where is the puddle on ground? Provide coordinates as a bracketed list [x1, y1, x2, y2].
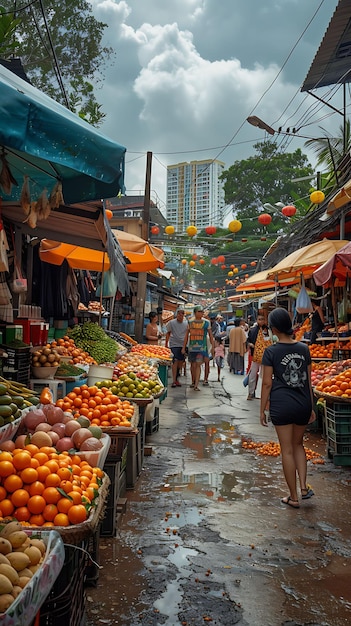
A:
[162, 469, 253, 501]
[154, 546, 198, 625]
[183, 419, 241, 459]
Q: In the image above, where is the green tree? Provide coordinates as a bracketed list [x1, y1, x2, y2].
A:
[220, 141, 314, 235]
[304, 120, 350, 186]
[0, 0, 113, 126]
[0, 5, 20, 55]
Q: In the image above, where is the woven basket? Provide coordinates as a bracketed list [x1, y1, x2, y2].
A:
[314, 389, 351, 404]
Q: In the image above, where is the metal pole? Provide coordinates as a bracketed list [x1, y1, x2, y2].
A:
[135, 152, 152, 342]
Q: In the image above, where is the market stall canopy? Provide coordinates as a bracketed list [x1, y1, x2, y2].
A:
[266, 239, 349, 281]
[235, 269, 298, 292]
[313, 241, 351, 286]
[112, 229, 165, 273]
[0, 64, 126, 204]
[325, 179, 351, 216]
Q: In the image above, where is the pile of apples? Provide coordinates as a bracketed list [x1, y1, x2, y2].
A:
[113, 353, 158, 381]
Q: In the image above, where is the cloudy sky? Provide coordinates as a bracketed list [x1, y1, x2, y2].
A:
[90, 0, 342, 214]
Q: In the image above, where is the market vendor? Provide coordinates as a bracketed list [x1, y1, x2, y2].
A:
[145, 311, 162, 345]
[310, 299, 325, 344]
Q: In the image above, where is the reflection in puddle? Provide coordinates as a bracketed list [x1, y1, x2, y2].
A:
[163, 469, 253, 501]
[182, 420, 241, 459]
[154, 547, 198, 625]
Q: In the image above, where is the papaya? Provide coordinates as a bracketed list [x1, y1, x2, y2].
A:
[27, 396, 40, 406]
[11, 396, 25, 407]
[0, 394, 13, 405]
[0, 382, 8, 396]
[0, 405, 13, 418]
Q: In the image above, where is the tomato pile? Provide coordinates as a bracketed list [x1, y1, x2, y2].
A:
[56, 384, 135, 428]
[0, 447, 104, 527]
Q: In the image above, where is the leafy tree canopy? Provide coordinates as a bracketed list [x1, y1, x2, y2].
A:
[0, 0, 113, 125]
[220, 141, 314, 235]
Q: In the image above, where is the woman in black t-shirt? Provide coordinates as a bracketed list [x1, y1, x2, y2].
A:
[260, 308, 316, 509]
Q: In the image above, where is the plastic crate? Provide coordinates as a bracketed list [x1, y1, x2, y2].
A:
[326, 402, 351, 414]
[327, 433, 351, 455]
[326, 413, 351, 435]
[85, 526, 100, 587]
[146, 406, 160, 435]
[332, 349, 351, 361]
[36, 540, 87, 626]
[106, 433, 130, 469]
[101, 460, 121, 537]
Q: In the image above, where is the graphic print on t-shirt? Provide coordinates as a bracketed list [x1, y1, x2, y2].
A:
[281, 352, 307, 388]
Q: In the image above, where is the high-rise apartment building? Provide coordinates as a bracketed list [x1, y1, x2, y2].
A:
[166, 159, 225, 231]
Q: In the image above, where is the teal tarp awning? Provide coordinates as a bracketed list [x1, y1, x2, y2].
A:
[0, 63, 126, 204]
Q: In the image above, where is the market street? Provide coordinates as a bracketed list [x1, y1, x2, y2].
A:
[86, 365, 351, 626]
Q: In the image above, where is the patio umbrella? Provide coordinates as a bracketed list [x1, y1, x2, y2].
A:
[313, 241, 351, 286]
[266, 239, 349, 282]
[39, 232, 165, 274]
[112, 230, 165, 273]
[0, 64, 126, 204]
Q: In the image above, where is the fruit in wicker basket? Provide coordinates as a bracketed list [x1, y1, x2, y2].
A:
[315, 367, 351, 398]
[56, 384, 135, 427]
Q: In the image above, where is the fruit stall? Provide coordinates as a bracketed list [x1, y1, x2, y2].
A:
[0, 318, 172, 623]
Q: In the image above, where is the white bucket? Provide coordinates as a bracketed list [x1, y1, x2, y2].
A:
[88, 364, 114, 387]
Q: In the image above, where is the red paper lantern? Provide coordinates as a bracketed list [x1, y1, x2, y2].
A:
[261, 236, 267, 241]
[192, 254, 198, 261]
[211, 258, 218, 265]
[105, 209, 113, 220]
[241, 238, 248, 242]
[258, 213, 272, 226]
[250, 261, 257, 267]
[241, 264, 247, 270]
[221, 264, 226, 270]
[281, 205, 296, 217]
[205, 226, 217, 236]
[217, 255, 225, 263]
[199, 258, 205, 265]
[151, 225, 160, 235]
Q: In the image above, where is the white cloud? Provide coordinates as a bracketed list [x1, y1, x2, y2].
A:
[89, 0, 340, 205]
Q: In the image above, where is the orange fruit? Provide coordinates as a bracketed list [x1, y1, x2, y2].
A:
[28, 481, 45, 496]
[45, 473, 61, 487]
[21, 467, 39, 484]
[67, 504, 87, 525]
[11, 488, 30, 507]
[54, 513, 70, 526]
[14, 506, 31, 522]
[29, 514, 45, 526]
[57, 497, 73, 514]
[24, 444, 39, 456]
[33, 452, 49, 465]
[66, 491, 82, 504]
[57, 467, 72, 481]
[12, 451, 32, 471]
[60, 480, 73, 494]
[3, 474, 23, 493]
[27, 495, 46, 514]
[42, 487, 61, 504]
[0, 461, 15, 477]
[0, 498, 14, 517]
[43, 504, 59, 522]
[36, 465, 51, 483]
[44, 459, 60, 473]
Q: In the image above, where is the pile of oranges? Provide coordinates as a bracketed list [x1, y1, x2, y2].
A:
[56, 384, 135, 428]
[50, 336, 97, 365]
[309, 340, 351, 359]
[0, 446, 104, 527]
[241, 438, 324, 463]
[131, 344, 172, 361]
[315, 367, 351, 398]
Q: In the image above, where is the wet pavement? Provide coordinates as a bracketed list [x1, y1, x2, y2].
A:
[86, 365, 351, 626]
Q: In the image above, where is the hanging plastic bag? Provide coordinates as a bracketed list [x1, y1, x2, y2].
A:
[96, 269, 117, 298]
[296, 275, 313, 314]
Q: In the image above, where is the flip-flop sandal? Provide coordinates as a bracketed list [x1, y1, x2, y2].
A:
[301, 486, 314, 499]
[281, 496, 300, 509]
[193, 387, 200, 391]
[171, 383, 177, 388]
[203, 381, 209, 386]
